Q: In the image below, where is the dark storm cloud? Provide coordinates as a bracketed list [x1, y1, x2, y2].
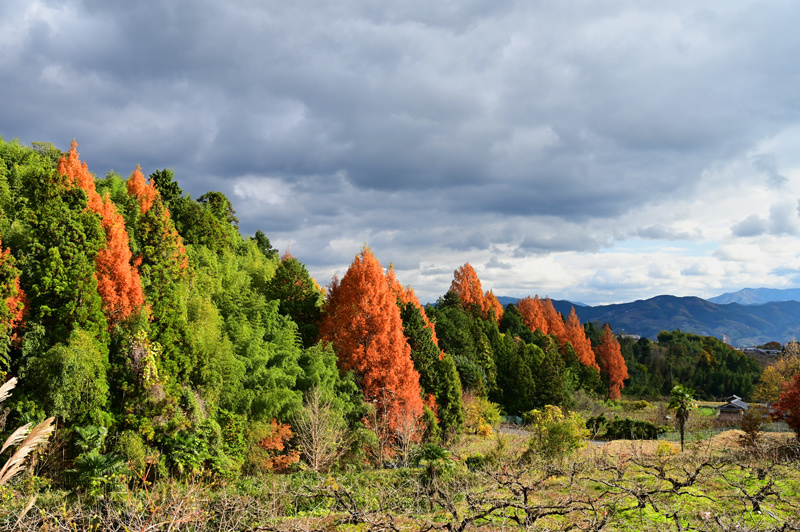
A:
[4, 1, 800, 301]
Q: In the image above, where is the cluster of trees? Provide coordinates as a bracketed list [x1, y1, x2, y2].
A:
[427, 263, 628, 417]
[15, 137, 800, 485]
[0, 138, 638, 480]
[617, 330, 761, 400]
[0, 138, 363, 479]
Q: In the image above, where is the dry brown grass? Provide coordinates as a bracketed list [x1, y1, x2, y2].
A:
[0, 378, 55, 486]
[592, 438, 680, 458]
[589, 429, 797, 460]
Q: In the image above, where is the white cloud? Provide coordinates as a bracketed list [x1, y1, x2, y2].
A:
[232, 176, 293, 207]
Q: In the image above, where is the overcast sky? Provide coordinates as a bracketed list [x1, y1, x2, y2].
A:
[4, 1, 800, 305]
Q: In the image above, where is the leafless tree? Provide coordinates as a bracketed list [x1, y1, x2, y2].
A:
[292, 387, 349, 473]
[394, 410, 423, 467]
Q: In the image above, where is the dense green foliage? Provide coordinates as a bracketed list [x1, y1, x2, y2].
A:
[0, 138, 359, 482]
[399, 301, 464, 438]
[585, 413, 663, 440]
[620, 331, 761, 400]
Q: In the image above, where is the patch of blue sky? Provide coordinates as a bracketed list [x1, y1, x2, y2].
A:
[608, 239, 718, 258]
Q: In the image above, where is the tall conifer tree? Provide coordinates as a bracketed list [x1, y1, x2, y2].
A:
[319, 247, 423, 429]
[450, 263, 487, 317]
[0, 240, 24, 369]
[564, 307, 598, 370]
[484, 290, 504, 324]
[595, 323, 629, 400]
[541, 297, 566, 339]
[266, 252, 323, 348]
[517, 295, 548, 334]
[58, 142, 145, 325]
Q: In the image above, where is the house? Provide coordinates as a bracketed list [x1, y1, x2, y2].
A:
[716, 395, 749, 423]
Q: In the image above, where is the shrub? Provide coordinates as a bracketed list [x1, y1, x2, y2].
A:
[739, 405, 768, 450]
[477, 423, 493, 438]
[656, 440, 674, 457]
[524, 405, 588, 463]
[465, 453, 488, 471]
[463, 393, 501, 435]
[621, 400, 652, 411]
[602, 416, 662, 440]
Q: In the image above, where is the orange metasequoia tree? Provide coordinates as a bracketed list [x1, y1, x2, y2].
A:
[58, 140, 103, 211]
[595, 323, 629, 400]
[126, 164, 158, 214]
[564, 307, 598, 370]
[484, 290, 504, 324]
[541, 297, 566, 339]
[517, 295, 548, 334]
[59, 141, 145, 325]
[320, 247, 424, 430]
[450, 263, 487, 316]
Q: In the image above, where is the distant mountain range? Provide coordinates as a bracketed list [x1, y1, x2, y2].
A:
[492, 289, 800, 346]
[707, 287, 800, 305]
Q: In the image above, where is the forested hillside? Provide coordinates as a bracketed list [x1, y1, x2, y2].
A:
[0, 138, 762, 485]
[567, 295, 800, 345]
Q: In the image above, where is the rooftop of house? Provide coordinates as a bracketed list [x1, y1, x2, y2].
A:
[716, 395, 749, 411]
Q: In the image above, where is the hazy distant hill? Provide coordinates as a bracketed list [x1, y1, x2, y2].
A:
[708, 287, 800, 305]
[493, 295, 800, 346]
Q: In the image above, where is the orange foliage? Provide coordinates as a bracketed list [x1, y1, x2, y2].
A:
[6, 278, 24, 343]
[564, 307, 598, 370]
[517, 295, 548, 334]
[320, 247, 424, 429]
[595, 323, 629, 400]
[1, 242, 25, 345]
[58, 140, 103, 211]
[484, 291, 504, 324]
[95, 195, 146, 324]
[58, 142, 145, 324]
[450, 263, 487, 316]
[541, 297, 566, 339]
[425, 393, 438, 416]
[126, 165, 158, 214]
[311, 277, 326, 297]
[258, 419, 300, 472]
